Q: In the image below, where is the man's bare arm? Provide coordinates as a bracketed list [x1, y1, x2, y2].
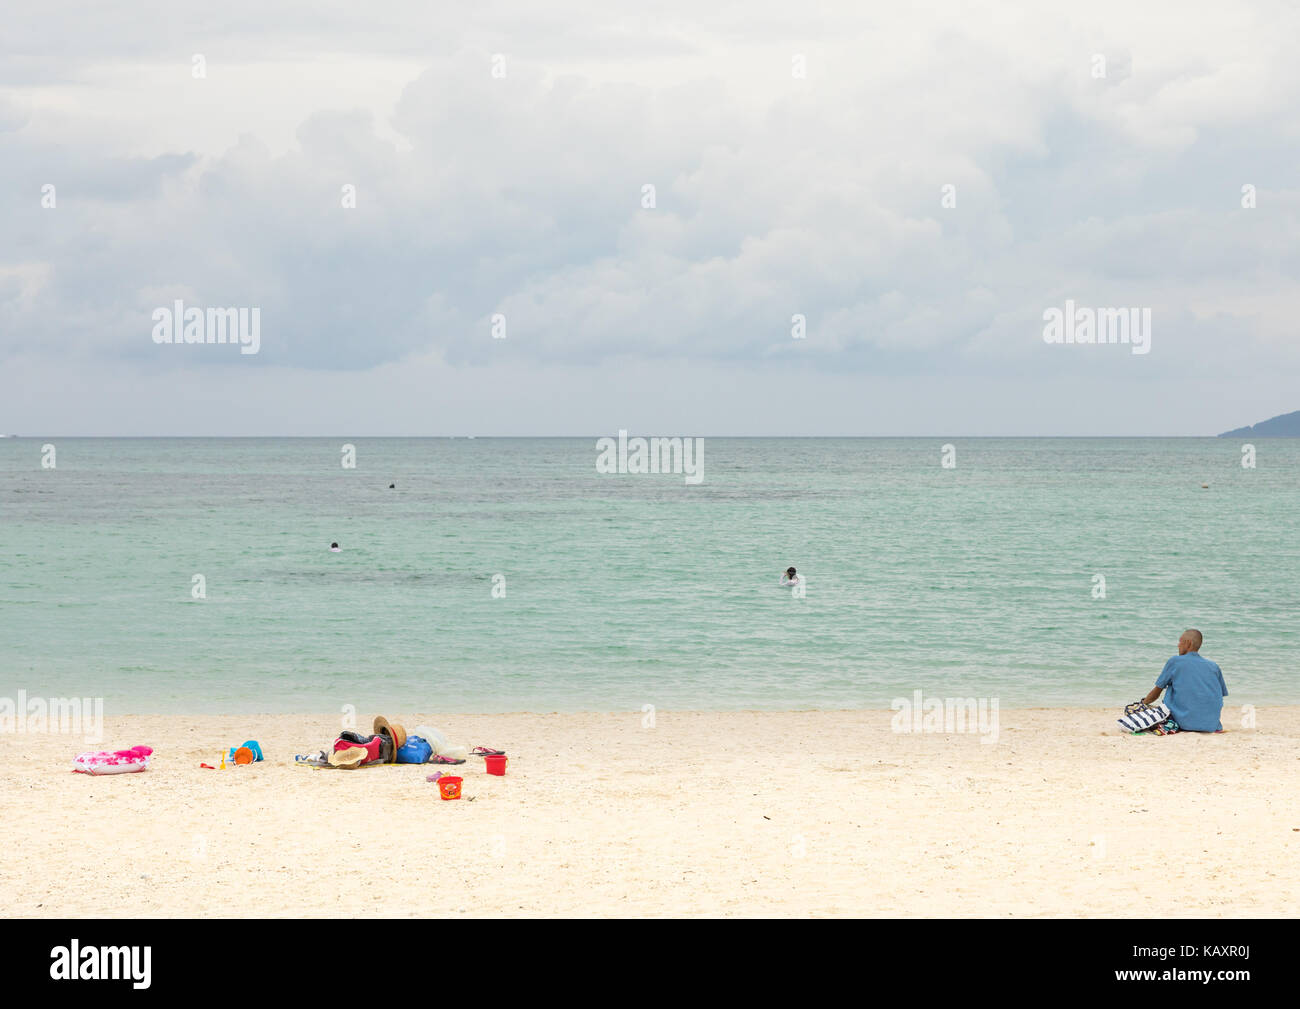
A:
[1142, 686, 1163, 705]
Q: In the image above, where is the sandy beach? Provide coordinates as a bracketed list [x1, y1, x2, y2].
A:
[4, 708, 1298, 918]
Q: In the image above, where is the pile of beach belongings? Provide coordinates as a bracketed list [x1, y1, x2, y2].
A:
[296, 716, 466, 769]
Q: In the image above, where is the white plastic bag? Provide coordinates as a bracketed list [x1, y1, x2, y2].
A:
[413, 725, 468, 761]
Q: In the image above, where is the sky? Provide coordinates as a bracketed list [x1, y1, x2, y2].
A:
[2, 0, 1298, 436]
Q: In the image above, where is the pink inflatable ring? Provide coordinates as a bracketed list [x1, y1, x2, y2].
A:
[73, 745, 153, 775]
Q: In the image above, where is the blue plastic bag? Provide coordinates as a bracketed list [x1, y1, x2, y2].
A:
[396, 735, 432, 764]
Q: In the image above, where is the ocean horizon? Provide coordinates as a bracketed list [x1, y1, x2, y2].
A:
[2, 436, 1294, 714]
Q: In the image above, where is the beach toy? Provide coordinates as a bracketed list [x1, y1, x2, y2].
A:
[484, 754, 508, 776]
[232, 747, 254, 765]
[73, 745, 153, 776]
[437, 776, 463, 800]
[227, 740, 263, 763]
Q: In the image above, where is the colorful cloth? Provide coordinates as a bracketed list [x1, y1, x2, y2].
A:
[1145, 717, 1182, 736]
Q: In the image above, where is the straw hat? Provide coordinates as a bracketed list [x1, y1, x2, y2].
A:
[328, 746, 368, 769]
[373, 716, 407, 762]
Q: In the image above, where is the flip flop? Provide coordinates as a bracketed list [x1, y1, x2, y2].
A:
[429, 754, 466, 764]
[469, 746, 505, 757]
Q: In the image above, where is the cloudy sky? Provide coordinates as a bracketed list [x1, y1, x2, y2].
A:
[2, 1, 1297, 435]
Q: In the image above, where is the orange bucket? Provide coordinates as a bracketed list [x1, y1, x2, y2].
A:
[438, 776, 463, 800]
[233, 747, 254, 765]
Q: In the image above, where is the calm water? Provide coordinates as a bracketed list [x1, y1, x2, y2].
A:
[0, 438, 1295, 713]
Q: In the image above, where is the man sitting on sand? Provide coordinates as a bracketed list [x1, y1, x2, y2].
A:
[1140, 629, 1228, 732]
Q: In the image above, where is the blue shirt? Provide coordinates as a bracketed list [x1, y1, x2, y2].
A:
[1156, 652, 1227, 732]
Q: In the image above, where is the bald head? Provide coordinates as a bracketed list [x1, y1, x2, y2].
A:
[1178, 629, 1203, 654]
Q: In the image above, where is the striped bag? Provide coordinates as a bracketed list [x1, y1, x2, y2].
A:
[1117, 701, 1171, 733]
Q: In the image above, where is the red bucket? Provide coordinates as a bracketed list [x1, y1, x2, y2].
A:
[438, 776, 463, 800]
[484, 754, 508, 776]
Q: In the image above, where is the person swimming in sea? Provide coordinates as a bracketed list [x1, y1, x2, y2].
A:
[779, 566, 800, 588]
[330, 542, 341, 552]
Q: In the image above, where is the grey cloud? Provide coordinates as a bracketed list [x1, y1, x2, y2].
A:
[2, 3, 1299, 435]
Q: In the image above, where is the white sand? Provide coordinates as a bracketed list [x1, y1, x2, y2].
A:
[3, 708, 1298, 917]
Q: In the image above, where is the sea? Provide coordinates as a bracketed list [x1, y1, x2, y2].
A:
[1, 437, 1295, 713]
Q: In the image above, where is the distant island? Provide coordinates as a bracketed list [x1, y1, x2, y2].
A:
[1220, 410, 1300, 437]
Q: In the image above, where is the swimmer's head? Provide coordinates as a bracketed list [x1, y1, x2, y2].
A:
[786, 567, 796, 577]
[330, 542, 339, 549]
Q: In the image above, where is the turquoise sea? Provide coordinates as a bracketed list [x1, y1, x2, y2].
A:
[0, 438, 1295, 713]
